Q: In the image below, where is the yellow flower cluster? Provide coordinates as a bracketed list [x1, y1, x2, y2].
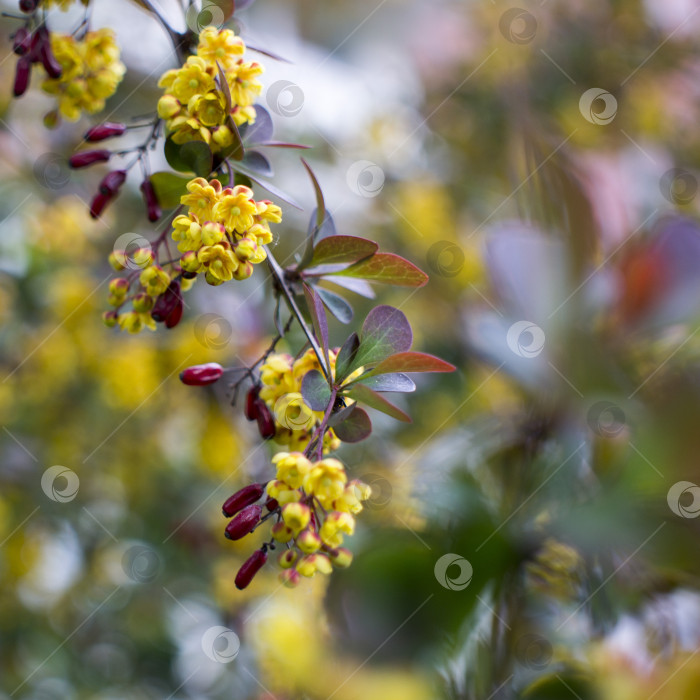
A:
[259, 348, 362, 452]
[267, 452, 371, 586]
[157, 27, 263, 152]
[174, 177, 281, 285]
[42, 29, 125, 122]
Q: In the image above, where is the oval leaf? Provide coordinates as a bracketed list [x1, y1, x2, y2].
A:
[329, 252, 429, 287]
[335, 332, 360, 383]
[351, 305, 413, 372]
[243, 105, 274, 144]
[365, 351, 457, 377]
[308, 235, 378, 267]
[343, 383, 411, 423]
[150, 171, 190, 208]
[301, 369, 331, 411]
[333, 406, 372, 443]
[164, 137, 213, 177]
[316, 286, 353, 324]
[355, 373, 416, 393]
[242, 150, 273, 177]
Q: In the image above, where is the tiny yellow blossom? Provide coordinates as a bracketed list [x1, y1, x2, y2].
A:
[303, 458, 347, 508]
[281, 503, 311, 534]
[213, 185, 258, 233]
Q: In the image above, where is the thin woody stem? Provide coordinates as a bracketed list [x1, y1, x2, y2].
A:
[264, 246, 330, 378]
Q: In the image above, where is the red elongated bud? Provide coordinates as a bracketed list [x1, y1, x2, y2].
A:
[99, 170, 127, 196]
[245, 386, 259, 421]
[85, 122, 127, 142]
[13, 56, 31, 97]
[225, 504, 262, 540]
[140, 179, 162, 222]
[164, 300, 183, 328]
[266, 497, 279, 512]
[255, 399, 275, 439]
[13, 28, 31, 56]
[31, 27, 61, 78]
[222, 483, 265, 517]
[179, 362, 224, 386]
[69, 150, 111, 169]
[235, 549, 267, 590]
[90, 191, 110, 219]
[20, 0, 39, 12]
[151, 279, 181, 322]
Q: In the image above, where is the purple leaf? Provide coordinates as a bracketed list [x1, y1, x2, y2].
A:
[242, 150, 273, 177]
[365, 351, 456, 377]
[307, 235, 377, 267]
[351, 305, 413, 372]
[354, 373, 416, 393]
[335, 332, 360, 383]
[343, 383, 411, 423]
[243, 105, 273, 144]
[301, 369, 331, 411]
[333, 406, 372, 443]
[328, 253, 429, 287]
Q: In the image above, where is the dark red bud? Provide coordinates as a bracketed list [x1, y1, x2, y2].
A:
[179, 362, 224, 386]
[255, 399, 275, 439]
[13, 28, 31, 56]
[151, 280, 181, 322]
[19, 0, 39, 12]
[244, 386, 259, 421]
[29, 29, 43, 63]
[222, 483, 265, 517]
[164, 298, 183, 329]
[13, 56, 31, 97]
[181, 270, 197, 279]
[69, 150, 111, 169]
[235, 549, 267, 590]
[224, 504, 262, 540]
[85, 122, 127, 142]
[140, 179, 162, 222]
[99, 170, 127, 196]
[40, 41, 62, 79]
[90, 191, 110, 219]
[265, 497, 279, 512]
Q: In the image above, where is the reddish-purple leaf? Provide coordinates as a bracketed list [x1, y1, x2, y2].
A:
[335, 332, 360, 383]
[321, 276, 376, 299]
[329, 252, 429, 287]
[343, 383, 411, 423]
[253, 141, 311, 149]
[308, 235, 378, 268]
[355, 373, 416, 393]
[351, 305, 413, 371]
[333, 406, 372, 443]
[366, 351, 457, 377]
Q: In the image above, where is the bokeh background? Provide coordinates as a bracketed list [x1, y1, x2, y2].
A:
[3, 0, 700, 698]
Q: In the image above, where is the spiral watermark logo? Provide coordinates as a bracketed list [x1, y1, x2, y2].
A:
[186, 1, 226, 32]
[266, 80, 304, 117]
[346, 160, 385, 198]
[515, 633, 553, 669]
[358, 473, 393, 510]
[33, 152, 70, 190]
[121, 544, 161, 583]
[660, 168, 698, 205]
[112, 233, 153, 271]
[201, 625, 240, 663]
[434, 553, 473, 591]
[506, 321, 545, 358]
[193, 313, 233, 350]
[274, 392, 315, 432]
[426, 241, 465, 278]
[41, 465, 79, 503]
[587, 401, 626, 437]
[499, 8, 538, 45]
[579, 88, 618, 125]
[667, 481, 700, 519]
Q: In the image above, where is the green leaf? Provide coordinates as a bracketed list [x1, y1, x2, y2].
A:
[364, 351, 457, 377]
[329, 252, 429, 287]
[300, 369, 331, 411]
[308, 235, 378, 267]
[149, 172, 190, 208]
[333, 406, 372, 443]
[316, 287, 353, 324]
[164, 137, 213, 177]
[343, 383, 411, 423]
[334, 332, 360, 384]
[350, 305, 413, 372]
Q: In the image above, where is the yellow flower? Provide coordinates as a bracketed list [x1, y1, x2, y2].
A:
[197, 27, 246, 71]
[201, 221, 226, 246]
[171, 56, 215, 102]
[296, 528, 322, 553]
[271, 522, 294, 543]
[281, 503, 311, 534]
[139, 265, 170, 297]
[170, 116, 211, 145]
[117, 310, 156, 334]
[303, 458, 347, 509]
[249, 221, 274, 246]
[266, 480, 301, 505]
[188, 90, 227, 127]
[228, 61, 264, 107]
[157, 94, 181, 119]
[272, 452, 313, 489]
[334, 480, 371, 514]
[296, 553, 332, 578]
[257, 200, 283, 224]
[181, 178, 222, 221]
[234, 236, 266, 263]
[319, 511, 355, 548]
[171, 213, 202, 253]
[213, 185, 258, 233]
[232, 104, 257, 127]
[197, 241, 238, 283]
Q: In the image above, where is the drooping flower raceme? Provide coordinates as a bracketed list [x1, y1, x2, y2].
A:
[223, 452, 371, 589]
[157, 27, 263, 153]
